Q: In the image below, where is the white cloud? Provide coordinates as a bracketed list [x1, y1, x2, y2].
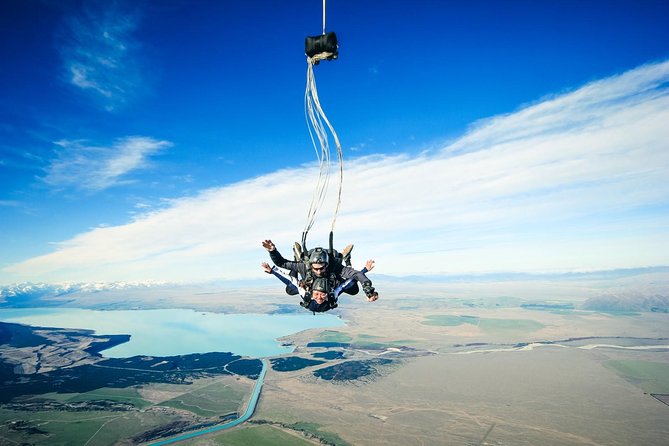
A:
[58, 3, 143, 110]
[4, 60, 669, 283]
[42, 136, 171, 192]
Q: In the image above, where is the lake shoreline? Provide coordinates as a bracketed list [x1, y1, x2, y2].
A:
[0, 307, 344, 358]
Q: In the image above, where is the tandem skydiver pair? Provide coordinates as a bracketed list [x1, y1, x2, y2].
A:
[262, 239, 379, 313]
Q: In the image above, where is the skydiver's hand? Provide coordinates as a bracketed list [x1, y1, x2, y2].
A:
[365, 259, 375, 272]
[362, 280, 376, 299]
[261, 262, 272, 274]
[262, 240, 276, 251]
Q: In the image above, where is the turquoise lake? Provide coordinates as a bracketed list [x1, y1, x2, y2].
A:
[0, 308, 344, 358]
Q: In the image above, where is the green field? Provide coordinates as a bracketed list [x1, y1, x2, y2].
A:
[356, 333, 383, 340]
[286, 422, 351, 445]
[422, 315, 478, 326]
[158, 380, 247, 416]
[67, 386, 152, 408]
[196, 424, 316, 446]
[0, 408, 174, 446]
[479, 318, 545, 334]
[315, 330, 353, 343]
[0, 377, 252, 445]
[422, 314, 545, 334]
[604, 360, 669, 393]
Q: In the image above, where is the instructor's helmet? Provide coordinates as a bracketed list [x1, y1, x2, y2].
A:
[309, 248, 329, 267]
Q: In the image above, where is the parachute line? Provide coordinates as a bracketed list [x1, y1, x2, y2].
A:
[322, 0, 327, 35]
[303, 60, 343, 244]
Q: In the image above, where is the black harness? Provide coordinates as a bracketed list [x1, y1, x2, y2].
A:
[300, 256, 343, 312]
[298, 233, 344, 312]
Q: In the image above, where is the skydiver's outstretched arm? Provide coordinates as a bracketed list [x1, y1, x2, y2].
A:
[338, 264, 372, 287]
[262, 239, 306, 276]
[351, 260, 379, 301]
[333, 260, 378, 302]
[261, 262, 304, 297]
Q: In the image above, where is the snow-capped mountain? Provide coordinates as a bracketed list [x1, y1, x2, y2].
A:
[0, 281, 170, 300]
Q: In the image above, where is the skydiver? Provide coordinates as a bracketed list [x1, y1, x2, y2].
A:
[298, 268, 376, 313]
[261, 239, 379, 303]
[304, 277, 337, 312]
[261, 258, 375, 299]
[302, 257, 375, 312]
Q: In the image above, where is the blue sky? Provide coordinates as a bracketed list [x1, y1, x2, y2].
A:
[1, 0, 668, 284]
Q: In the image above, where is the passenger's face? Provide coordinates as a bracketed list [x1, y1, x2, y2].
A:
[311, 263, 327, 277]
[312, 290, 328, 304]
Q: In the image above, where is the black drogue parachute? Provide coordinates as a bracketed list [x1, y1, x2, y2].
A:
[305, 32, 338, 64]
[302, 0, 343, 259]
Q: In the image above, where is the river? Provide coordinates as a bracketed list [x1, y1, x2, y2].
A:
[149, 359, 269, 445]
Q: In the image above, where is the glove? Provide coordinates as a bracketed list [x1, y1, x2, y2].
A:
[362, 280, 375, 298]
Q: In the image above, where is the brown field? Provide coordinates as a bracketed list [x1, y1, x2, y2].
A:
[4, 273, 669, 445]
[172, 277, 669, 446]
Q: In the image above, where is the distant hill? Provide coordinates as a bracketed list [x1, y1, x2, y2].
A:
[375, 266, 669, 283]
[582, 293, 669, 313]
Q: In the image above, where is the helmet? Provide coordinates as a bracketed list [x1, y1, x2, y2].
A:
[309, 248, 329, 266]
[312, 278, 331, 293]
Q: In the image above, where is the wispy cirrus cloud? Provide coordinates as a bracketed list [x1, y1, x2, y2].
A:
[4, 60, 669, 283]
[57, 3, 143, 110]
[42, 136, 171, 192]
